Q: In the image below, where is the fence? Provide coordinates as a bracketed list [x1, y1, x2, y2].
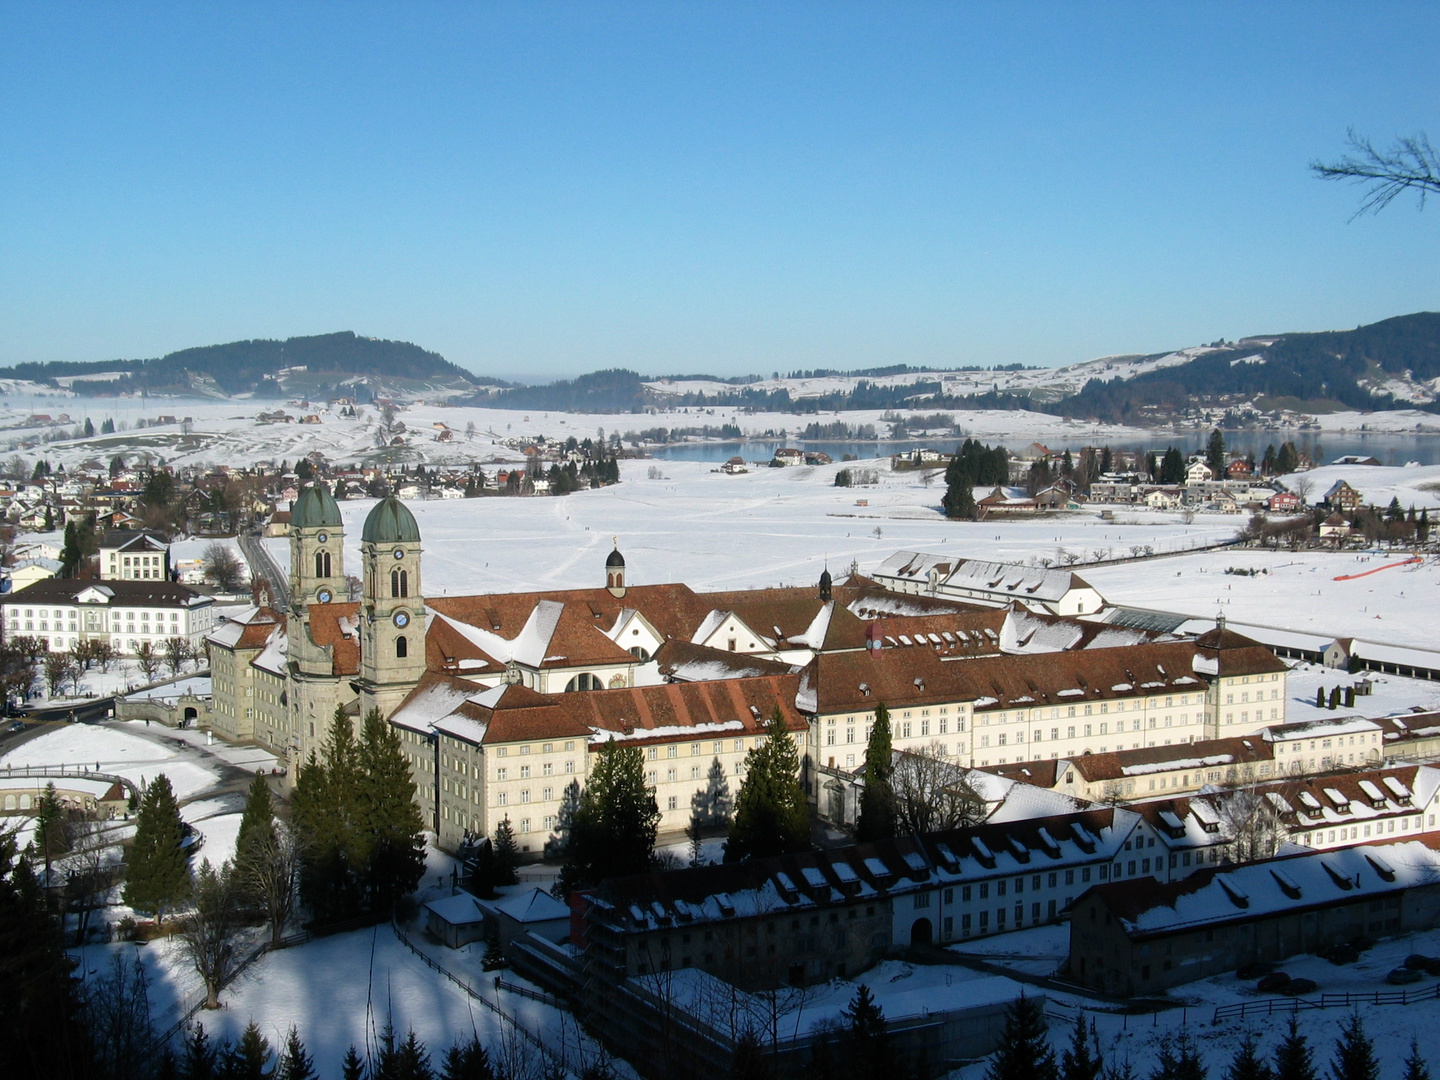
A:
[1213, 982, 1440, 1024]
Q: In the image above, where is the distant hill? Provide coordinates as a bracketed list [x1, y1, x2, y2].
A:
[2, 331, 494, 398]
[1046, 312, 1440, 420]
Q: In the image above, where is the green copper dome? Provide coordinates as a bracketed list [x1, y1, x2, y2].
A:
[291, 483, 342, 529]
[361, 496, 420, 544]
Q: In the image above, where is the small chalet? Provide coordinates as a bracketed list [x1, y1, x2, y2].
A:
[772, 448, 805, 467]
[1319, 513, 1353, 540]
[1267, 491, 1302, 513]
[721, 456, 749, 474]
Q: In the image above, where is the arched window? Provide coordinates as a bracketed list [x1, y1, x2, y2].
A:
[315, 551, 331, 578]
[396, 635, 408, 659]
[391, 569, 408, 598]
[629, 645, 651, 661]
[564, 672, 601, 692]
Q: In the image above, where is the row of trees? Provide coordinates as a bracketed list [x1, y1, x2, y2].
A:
[0, 633, 203, 701]
[987, 996, 1428, 1080]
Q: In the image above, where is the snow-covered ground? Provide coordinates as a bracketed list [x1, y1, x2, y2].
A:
[1085, 548, 1440, 651]
[1, 723, 219, 800]
[264, 457, 1242, 597]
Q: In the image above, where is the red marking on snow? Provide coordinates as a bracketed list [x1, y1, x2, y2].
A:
[1332, 556, 1422, 581]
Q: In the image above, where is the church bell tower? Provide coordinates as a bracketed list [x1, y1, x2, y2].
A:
[356, 496, 427, 718]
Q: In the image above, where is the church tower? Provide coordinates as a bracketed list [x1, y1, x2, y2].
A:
[289, 483, 347, 608]
[605, 538, 626, 598]
[356, 496, 426, 719]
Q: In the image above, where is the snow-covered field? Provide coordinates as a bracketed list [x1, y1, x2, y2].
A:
[1, 723, 219, 800]
[265, 456, 1242, 597]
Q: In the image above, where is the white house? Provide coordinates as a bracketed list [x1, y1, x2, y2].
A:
[99, 530, 171, 581]
[0, 578, 216, 656]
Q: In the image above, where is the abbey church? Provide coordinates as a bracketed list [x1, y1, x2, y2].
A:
[207, 483, 1290, 857]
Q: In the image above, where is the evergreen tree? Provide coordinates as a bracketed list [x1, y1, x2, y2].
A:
[1151, 1031, 1206, 1080]
[843, 985, 891, 1080]
[219, 1021, 273, 1080]
[124, 774, 192, 926]
[1402, 1039, 1431, 1080]
[725, 707, 810, 861]
[234, 774, 277, 906]
[60, 521, 83, 577]
[1328, 1014, 1377, 1080]
[83, 418, 95, 437]
[560, 738, 660, 893]
[1061, 1015, 1102, 1080]
[1207, 428, 1226, 476]
[492, 818, 520, 886]
[1224, 1034, 1272, 1080]
[275, 1026, 316, 1080]
[985, 994, 1057, 1080]
[439, 1037, 495, 1080]
[856, 704, 896, 843]
[341, 1045, 366, 1080]
[32, 780, 65, 882]
[358, 707, 426, 913]
[1274, 1017, 1316, 1080]
[181, 1022, 219, 1080]
[1316, 687, 1326, 709]
[291, 708, 367, 923]
[942, 455, 978, 520]
[0, 831, 94, 1080]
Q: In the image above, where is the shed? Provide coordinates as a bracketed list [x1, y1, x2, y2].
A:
[425, 891, 487, 949]
[480, 887, 572, 956]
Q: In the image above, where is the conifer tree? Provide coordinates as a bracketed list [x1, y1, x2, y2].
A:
[219, 1021, 273, 1080]
[291, 707, 367, 923]
[1328, 1014, 1377, 1080]
[560, 738, 660, 893]
[1061, 1015, 1103, 1080]
[856, 704, 896, 842]
[1224, 1034, 1272, 1080]
[725, 707, 810, 861]
[1274, 1017, 1316, 1080]
[181, 1022, 219, 1080]
[0, 831, 94, 1080]
[358, 707, 426, 913]
[1402, 1039, 1431, 1080]
[234, 774, 277, 906]
[124, 774, 191, 926]
[1207, 429, 1227, 477]
[275, 1026, 316, 1080]
[1151, 1031, 1206, 1080]
[492, 818, 520, 886]
[32, 780, 65, 882]
[843, 985, 891, 1080]
[341, 1045, 366, 1080]
[439, 1037, 496, 1080]
[393, 1029, 434, 1080]
[985, 994, 1057, 1080]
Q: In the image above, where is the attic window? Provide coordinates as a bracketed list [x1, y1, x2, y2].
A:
[1218, 878, 1250, 908]
[1365, 854, 1396, 882]
[859, 682, 871, 697]
[914, 677, 925, 691]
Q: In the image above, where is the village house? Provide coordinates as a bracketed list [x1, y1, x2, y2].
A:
[1325, 480, 1363, 512]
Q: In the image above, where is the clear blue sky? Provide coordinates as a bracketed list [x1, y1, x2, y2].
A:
[1, 3, 1437, 380]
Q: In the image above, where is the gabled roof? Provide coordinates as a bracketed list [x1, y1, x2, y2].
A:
[2, 578, 207, 608]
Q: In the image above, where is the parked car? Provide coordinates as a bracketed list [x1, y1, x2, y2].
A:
[7, 720, 23, 733]
[1237, 961, 1273, 980]
[1404, 954, 1435, 971]
[1322, 943, 1360, 965]
[1281, 978, 1319, 996]
[1388, 967, 1425, 985]
[1256, 972, 1292, 993]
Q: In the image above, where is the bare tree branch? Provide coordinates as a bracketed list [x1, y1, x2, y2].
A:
[1312, 128, 1440, 218]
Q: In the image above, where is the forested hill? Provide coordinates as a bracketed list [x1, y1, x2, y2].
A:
[2, 332, 488, 397]
[1047, 312, 1440, 420]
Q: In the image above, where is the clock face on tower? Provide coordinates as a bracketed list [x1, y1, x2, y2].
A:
[393, 610, 410, 628]
[317, 532, 328, 544]
[393, 548, 405, 560]
[316, 588, 333, 604]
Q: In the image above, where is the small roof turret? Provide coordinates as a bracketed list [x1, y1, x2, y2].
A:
[361, 496, 420, 544]
[606, 538, 625, 568]
[291, 483, 342, 529]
